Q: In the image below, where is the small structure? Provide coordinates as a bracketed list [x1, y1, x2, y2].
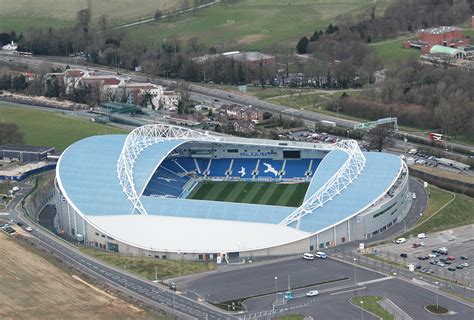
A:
[1, 41, 17, 51]
[404, 26, 469, 53]
[0, 145, 55, 162]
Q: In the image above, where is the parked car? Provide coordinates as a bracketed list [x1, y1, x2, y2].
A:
[436, 261, 445, 267]
[418, 255, 429, 260]
[400, 253, 408, 258]
[306, 290, 319, 297]
[447, 256, 456, 261]
[438, 247, 448, 255]
[303, 253, 315, 260]
[395, 238, 407, 244]
[461, 263, 470, 267]
[417, 233, 427, 239]
[444, 260, 452, 265]
[430, 260, 438, 265]
[428, 253, 438, 258]
[24, 226, 32, 232]
[456, 264, 464, 270]
[315, 251, 327, 259]
[460, 256, 469, 260]
[447, 267, 456, 272]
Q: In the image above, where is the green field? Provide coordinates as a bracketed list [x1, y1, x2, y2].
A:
[0, 0, 188, 32]
[187, 180, 309, 207]
[127, 0, 380, 50]
[0, 104, 128, 151]
[371, 38, 420, 65]
[351, 296, 395, 320]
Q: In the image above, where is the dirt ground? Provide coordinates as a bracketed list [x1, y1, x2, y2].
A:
[0, 233, 160, 320]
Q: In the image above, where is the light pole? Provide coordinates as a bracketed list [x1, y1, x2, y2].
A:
[288, 274, 291, 291]
[360, 300, 364, 320]
[274, 276, 278, 305]
[124, 265, 127, 289]
[353, 258, 357, 285]
[435, 281, 439, 310]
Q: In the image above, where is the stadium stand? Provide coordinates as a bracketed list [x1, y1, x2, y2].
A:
[143, 157, 323, 197]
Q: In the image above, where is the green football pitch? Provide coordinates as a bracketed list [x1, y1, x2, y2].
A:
[187, 181, 309, 207]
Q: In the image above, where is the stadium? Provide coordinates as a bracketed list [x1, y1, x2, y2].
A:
[55, 124, 412, 261]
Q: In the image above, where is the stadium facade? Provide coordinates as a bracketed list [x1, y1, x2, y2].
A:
[55, 124, 411, 261]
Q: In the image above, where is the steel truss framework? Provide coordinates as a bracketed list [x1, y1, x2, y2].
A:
[117, 124, 366, 226]
[279, 139, 366, 227]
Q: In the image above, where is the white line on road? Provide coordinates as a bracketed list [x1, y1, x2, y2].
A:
[330, 286, 367, 296]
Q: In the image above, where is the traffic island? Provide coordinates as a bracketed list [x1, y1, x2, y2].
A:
[425, 304, 449, 314]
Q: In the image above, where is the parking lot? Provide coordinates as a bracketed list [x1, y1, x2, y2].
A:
[369, 225, 474, 285]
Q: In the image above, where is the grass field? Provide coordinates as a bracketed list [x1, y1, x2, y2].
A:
[80, 247, 215, 280]
[351, 296, 395, 320]
[402, 185, 473, 239]
[127, 0, 380, 50]
[0, 0, 188, 32]
[371, 38, 420, 65]
[187, 180, 309, 207]
[0, 104, 128, 151]
[0, 234, 158, 319]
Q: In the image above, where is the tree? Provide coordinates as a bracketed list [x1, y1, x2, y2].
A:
[154, 9, 163, 22]
[0, 123, 24, 145]
[366, 124, 393, 152]
[76, 9, 91, 33]
[98, 15, 109, 32]
[11, 75, 28, 91]
[296, 36, 309, 54]
[0, 74, 12, 90]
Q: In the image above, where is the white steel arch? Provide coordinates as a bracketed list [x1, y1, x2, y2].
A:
[117, 124, 366, 221]
[279, 139, 366, 228]
[116, 124, 220, 215]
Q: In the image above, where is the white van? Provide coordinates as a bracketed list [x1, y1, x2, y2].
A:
[315, 251, 327, 259]
[303, 253, 315, 260]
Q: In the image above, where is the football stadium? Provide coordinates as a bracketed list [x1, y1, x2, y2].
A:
[55, 124, 412, 261]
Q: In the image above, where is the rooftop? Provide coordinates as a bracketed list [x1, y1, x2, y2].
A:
[420, 26, 462, 34]
[0, 144, 54, 153]
[430, 45, 461, 55]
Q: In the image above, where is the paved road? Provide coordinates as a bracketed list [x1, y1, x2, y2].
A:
[1, 53, 472, 154]
[1, 187, 233, 320]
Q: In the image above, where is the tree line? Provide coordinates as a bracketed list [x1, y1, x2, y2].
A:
[331, 60, 474, 138]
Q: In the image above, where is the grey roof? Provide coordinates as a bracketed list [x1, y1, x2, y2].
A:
[0, 144, 54, 154]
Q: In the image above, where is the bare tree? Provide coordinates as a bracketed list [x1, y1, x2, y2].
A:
[365, 124, 393, 152]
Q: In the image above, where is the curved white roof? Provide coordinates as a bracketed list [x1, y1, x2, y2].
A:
[56, 125, 402, 252]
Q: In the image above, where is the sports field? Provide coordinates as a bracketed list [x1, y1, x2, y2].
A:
[127, 0, 381, 50]
[187, 181, 309, 207]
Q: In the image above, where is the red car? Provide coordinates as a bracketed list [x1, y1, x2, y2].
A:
[447, 256, 456, 261]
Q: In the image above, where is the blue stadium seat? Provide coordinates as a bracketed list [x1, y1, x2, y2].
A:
[283, 159, 312, 178]
[208, 158, 232, 177]
[175, 157, 198, 173]
[229, 158, 258, 178]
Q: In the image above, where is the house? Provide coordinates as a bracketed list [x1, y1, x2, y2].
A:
[219, 104, 263, 123]
[1, 41, 17, 51]
[233, 120, 256, 133]
[116, 82, 163, 108]
[161, 91, 181, 110]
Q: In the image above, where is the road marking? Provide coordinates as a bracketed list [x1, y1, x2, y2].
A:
[330, 286, 367, 296]
[357, 276, 394, 286]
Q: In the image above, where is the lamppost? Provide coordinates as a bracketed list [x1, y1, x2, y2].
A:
[274, 276, 278, 305]
[435, 281, 439, 309]
[353, 258, 357, 285]
[360, 300, 364, 320]
[124, 265, 127, 289]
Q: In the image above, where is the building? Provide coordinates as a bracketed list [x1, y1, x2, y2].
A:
[1, 41, 17, 51]
[404, 26, 470, 53]
[232, 120, 256, 133]
[192, 51, 276, 69]
[160, 91, 180, 110]
[0, 145, 54, 162]
[116, 82, 163, 108]
[429, 45, 466, 59]
[219, 105, 264, 123]
[55, 124, 411, 260]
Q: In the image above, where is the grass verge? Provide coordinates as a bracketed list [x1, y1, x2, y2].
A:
[79, 247, 215, 281]
[351, 295, 395, 320]
[275, 315, 305, 320]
